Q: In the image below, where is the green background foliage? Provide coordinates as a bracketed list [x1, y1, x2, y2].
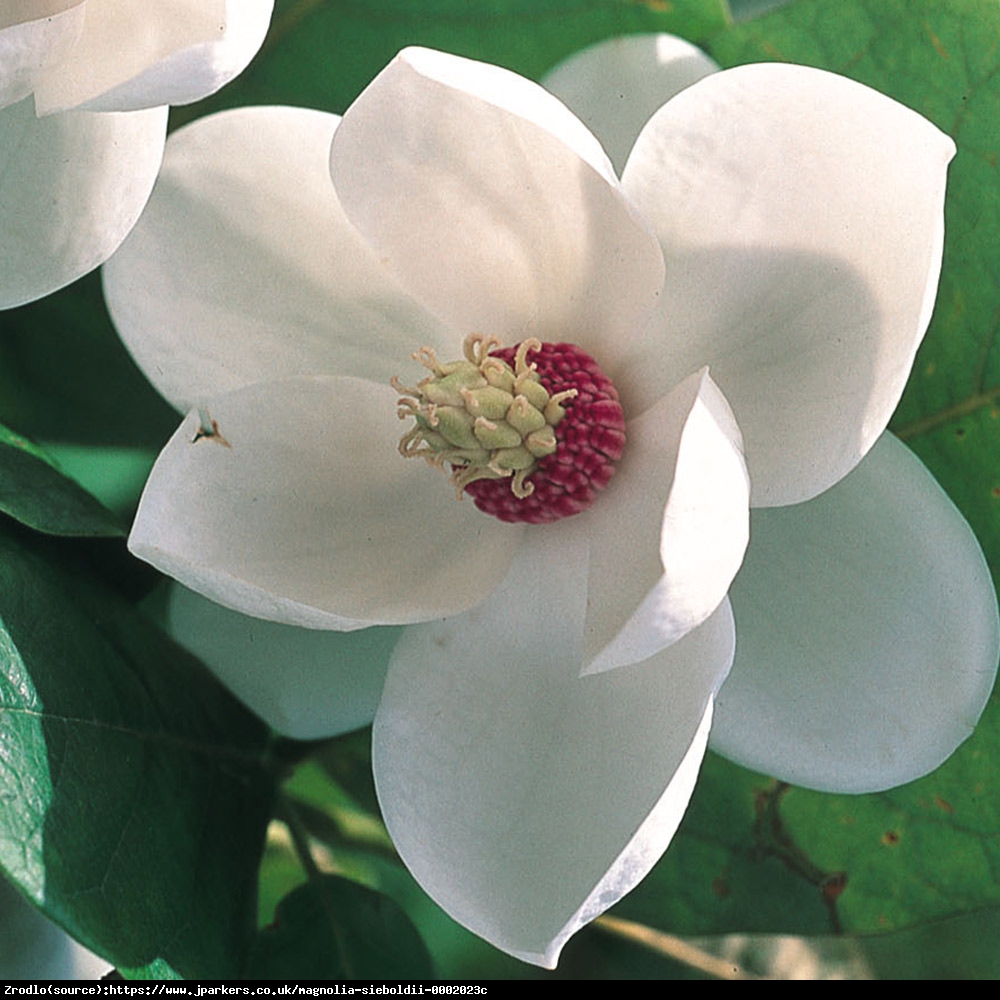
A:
[2, 0, 999, 980]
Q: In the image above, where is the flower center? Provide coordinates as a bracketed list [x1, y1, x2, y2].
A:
[392, 334, 625, 524]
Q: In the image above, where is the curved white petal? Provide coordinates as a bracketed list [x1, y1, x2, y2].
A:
[583, 368, 748, 674]
[712, 434, 999, 793]
[0, 2, 84, 110]
[541, 33, 717, 176]
[103, 105, 453, 411]
[0, 98, 166, 309]
[621, 63, 954, 506]
[33, 0, 273, 115]
[330, 47, 664, 356]
[163, 584, 393, 740]
[374, 522, 734, 967]
[129, 376, 523, 630]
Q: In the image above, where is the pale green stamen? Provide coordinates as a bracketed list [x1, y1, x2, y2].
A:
[392, 334, 577, 499]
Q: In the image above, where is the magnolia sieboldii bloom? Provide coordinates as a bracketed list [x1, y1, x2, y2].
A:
[0, 0, 274, 308]
[102, 37, 999, 966]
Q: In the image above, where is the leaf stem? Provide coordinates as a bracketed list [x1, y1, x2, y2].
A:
[277, 794, 358, 978]
[594, 915, 764, 980]
[278, 794, 323, 882]
[893, 386, 1000, 440]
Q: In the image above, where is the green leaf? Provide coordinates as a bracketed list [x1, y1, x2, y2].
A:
[256, 832, 308, 931]
[119, 959, 184, 981]
[620, 709, 999, 938]
[31, 443, 158, 522]
[286, 757, 393, 856]
[0, 525, 280, 978]
[248, 875, 433, 979]
[862, 905, 1000, 979]
[616, 755, 837, 938]
[0, 423, 125, 537]
[779, 703, 1000, 936]
[0, 272, 177, 450]
[175, 0, 730, 129]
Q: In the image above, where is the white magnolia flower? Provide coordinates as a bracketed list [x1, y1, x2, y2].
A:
[103, 38, 999, 967]
[0, 0, 274, 308]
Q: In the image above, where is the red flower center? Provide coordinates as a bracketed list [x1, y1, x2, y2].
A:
[465, 341, 625, 524]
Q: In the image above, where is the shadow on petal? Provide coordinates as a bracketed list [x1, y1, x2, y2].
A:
[712, 434, 999, 793]
[615, 245, 897, 507]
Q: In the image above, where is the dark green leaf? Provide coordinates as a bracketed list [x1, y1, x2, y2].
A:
[119, 959, 185, 981]
[618, 701, 1000, 939]
[779, 702, 1000, 936]
[0, 423, 125, 537]
[248, 875, 433, 979]
[0, 525, 279, 978]
[862, 905, 1000, 979]
[616, 755, 837, 937]
[0, 272, 177, 449]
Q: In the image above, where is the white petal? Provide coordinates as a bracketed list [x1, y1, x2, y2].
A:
[103, 105, 453, 412]
[0, 98, 166, 309]
[374, 522, 734, 967]
[330, 47, 664, 354]
[0, 2, 84, 110]
[583, 369, 748, 674]
[33, 0, 273, 114]
[129, 376, 523, 630]
[163, 584, 393, 740]
[712, 434, 999, 793]
[541, 33, 717, 176]
[621, 63, 954, 506]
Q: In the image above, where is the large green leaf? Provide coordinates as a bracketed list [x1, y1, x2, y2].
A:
[248, 874, 433, 979]
[0, 423, 125, 537]
[862, 904, 1000, 979]
[619, 708, 1000, 939]
[0, 525, 280, 978]
[0, 273, 177, 450]
[616, 757, 836, 938]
